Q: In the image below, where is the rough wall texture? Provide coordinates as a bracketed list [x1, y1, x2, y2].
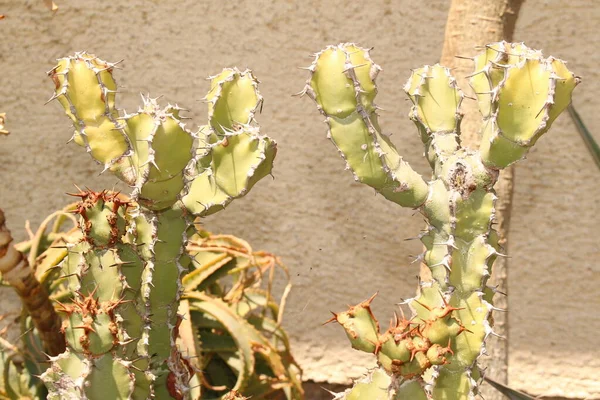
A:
[0, 0, 598, 398]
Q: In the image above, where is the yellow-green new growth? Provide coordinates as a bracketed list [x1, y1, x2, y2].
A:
[42, 53, 277, 399]
[303, 44, 429, 208]
[471, 42, 579, 168]
[303, 42, 578, 399]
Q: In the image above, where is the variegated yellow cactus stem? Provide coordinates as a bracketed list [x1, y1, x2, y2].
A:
[303, 42, 579, 399]
[40, 53, 276, 399]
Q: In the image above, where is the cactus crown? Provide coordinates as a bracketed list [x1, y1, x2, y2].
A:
[303, 42, 578, 399]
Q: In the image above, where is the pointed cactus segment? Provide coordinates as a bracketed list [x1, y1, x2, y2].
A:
[334, 369, 429, 400]
[71, 190, 129, 247]
[207, 68, 262, 134]
[114, 96, 194, 210]
[328, 294, 380, 354]
[184, 67, 276, 214]
[470, 42, 580, 168]
[49, 53, 130, 168]
[304, 44, 428, 208]
[404, 65, 463, 168]
[308, 43, 378, 118]
[431, 367, 475, 399]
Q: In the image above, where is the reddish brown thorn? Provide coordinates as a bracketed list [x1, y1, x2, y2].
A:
[409, 348, 419, 362]
[365, 292, 378, 305]
[412, 299, 432, 311]
[66, 184, 88, 197]
[372, 338, 382, 355]
[411, 325, 424, 338]
[54, 300, 72, 314]
[459, 325, 474, 335]
[323, 312, 339, 325]
[390, 312, 399, 330]
[72, 325, 97, 333]
[65, 191, 88, 198]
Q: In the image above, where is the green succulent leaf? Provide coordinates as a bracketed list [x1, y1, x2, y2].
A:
[484, 377, 536, 400]
[568, 104, 600, 171]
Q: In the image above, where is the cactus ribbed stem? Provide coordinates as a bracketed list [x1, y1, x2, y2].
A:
[303, 42, 578, 399]
[40, 52, 276, 399]
[302, 44, 429, 208]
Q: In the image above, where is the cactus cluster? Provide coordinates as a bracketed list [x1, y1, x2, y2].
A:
[0, 40, 581, 400]
[1, 201, 304, 399]
[35, 52, 276, 398]
[303, 42, 578, 398]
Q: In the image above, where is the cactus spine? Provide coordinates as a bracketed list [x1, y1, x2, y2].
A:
[303, 42, 578, 399]
[42, 53, 276, 399]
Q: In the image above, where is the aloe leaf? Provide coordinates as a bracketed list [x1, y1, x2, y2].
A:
[187, 293, 255, 393]
[484, 377, 536, 400]
[568, 104, 600, 171]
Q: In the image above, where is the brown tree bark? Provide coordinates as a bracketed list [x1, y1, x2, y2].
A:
[0, 209, 65, 356]
[438, 1, 524, 398]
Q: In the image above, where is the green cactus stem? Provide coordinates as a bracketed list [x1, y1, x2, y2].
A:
[303, 42, 578, 399]
[41, 52, 276, 399]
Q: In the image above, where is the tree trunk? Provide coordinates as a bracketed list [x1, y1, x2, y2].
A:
[0, 209, 66, 356]
[439, 1, 524, 398]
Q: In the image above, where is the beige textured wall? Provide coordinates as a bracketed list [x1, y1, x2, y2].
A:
[0, 0, 598, 398]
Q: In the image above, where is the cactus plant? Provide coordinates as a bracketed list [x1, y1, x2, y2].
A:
[0, 51, 278, 399]
[302, 42, 579, 398]
[0, 208, 303, 399]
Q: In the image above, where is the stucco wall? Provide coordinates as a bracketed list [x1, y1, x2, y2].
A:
[0, 0, 598, 398]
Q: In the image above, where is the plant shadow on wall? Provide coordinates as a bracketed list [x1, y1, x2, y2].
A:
[300, 42, 579, 399]
[0, 53, 303, 399]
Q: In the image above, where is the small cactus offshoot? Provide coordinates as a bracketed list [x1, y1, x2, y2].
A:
[303, 42, 579, 399]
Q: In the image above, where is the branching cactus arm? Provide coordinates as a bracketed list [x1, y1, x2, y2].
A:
[303, 42, 578, 399]
[470, 43, 579, 168]
[41, 53, 276, 399]
[303, 45, 428, 208]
